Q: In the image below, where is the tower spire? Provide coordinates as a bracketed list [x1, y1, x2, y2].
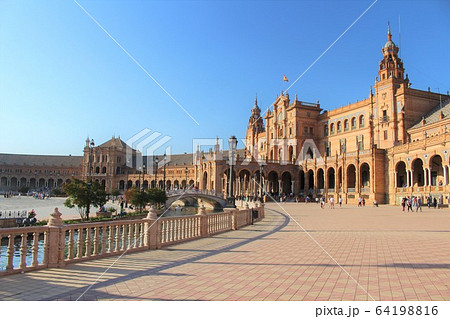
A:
[387, 21, 392, 41]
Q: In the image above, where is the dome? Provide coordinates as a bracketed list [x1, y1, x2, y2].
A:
[384, 40, 395, 48]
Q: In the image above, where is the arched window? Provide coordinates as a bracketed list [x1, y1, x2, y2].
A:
[344, 119, 349, 131]
[337, 121, 342, 133]
[330, 123, 335, 134]
[102, 167, 107, 174]
[351, 117, 356, 129]
[324, 124, 329, 136]
[359, 115, 365, 128]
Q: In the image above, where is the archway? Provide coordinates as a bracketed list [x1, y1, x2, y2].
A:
[48, 178, 54, 189]
[143, 180, 149, 189]
[38, 178, 45, 189]
[360, 163, 370, 190]
[202, 172, 208, 190]
[174, 180, 179, 190]
[238, 169, 251, 196]
[317, 168, 324, 191]
[0, 177, 7, 189]
[346, 164, 356, 191]
[337, 167, 343, 191]
[281, 171, 292, 195]
[327, 167, 335, 190]
[430, 155, 443, 186]
[307, 170, 314, 192]
[267, 171, 279, 195]
[127, 180, 133, 189]
[20, 177, 27, 188]
[119, 180, 125, 190]
[396, 161, 407, 187]
[166, 180, 172, 190]
[29, 178, 36, 189]
[412, 158, 424, 187]
[298, 170, 305, 191]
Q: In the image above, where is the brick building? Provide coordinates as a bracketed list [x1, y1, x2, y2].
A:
[1, 28, 448, 204]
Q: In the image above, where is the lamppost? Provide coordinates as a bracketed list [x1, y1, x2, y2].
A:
[185, 167, 188, 190]
[86, 139, 95, 220]
[259, 162, 265, 202]
[34, 170, 37, 191]
[88, 139, 95, 181]
[163, 152, 167, 191]
[226, 136, 238, 208]
[155, 157, 159, 188]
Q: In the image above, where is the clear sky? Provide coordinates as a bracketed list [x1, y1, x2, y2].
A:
[1, 0, 449, 156]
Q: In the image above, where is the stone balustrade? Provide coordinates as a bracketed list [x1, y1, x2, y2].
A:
[0, 205, 264, 276]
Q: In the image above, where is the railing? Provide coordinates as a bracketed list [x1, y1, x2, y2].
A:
[160, 215, 201, 247]
[0, 205, 265, 276]
[208, 212, 232, 235]
[0, 210, 28, 219]
[347, 188, 356, 192]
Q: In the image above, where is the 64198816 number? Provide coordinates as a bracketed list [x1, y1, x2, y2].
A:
[375, 306, 438, 316]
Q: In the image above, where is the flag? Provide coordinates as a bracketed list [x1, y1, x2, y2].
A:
[283, 74, 289, 82]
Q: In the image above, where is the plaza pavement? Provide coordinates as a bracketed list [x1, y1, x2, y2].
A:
[0, 202, 449, 301]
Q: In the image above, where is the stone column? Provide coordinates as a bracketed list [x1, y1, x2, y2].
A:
[278, 180, 282, 195]
[291, 180, 295, 194]
[428, 168, 432, 186]
[198, 205, 208, 237]
[423, 168, 427, 186]
[442, 165, 447, 186]
[143, 206, 159, 249]
[394, 171, 398, 188]
[406, 170, 411, 187]
[47, 208, 64, 267]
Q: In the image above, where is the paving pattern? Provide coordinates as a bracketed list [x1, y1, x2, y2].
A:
[0, 203, 449, 301]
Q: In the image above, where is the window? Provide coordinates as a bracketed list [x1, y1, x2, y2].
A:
[340, 138, 346, 154]
[359, 115, 365, 128]
[324, 142, 331, 157]
[357, 135, 364, 151]
[324, 125, 329, 136]
[351, 117, 356, 129]
[384, 130, 388, 140]
[337, 121, 342, 133]
[344, 119, 349, 131]
[304, 127, 308, 134]
[309, 127, 313, 135]
[330, 123, 335, 134]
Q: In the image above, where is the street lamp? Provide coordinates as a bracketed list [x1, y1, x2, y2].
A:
[89, 139, 95, 181]
[226, 135, 238, 208]
[185, 167, 188, 190]
[163, 152, 167, 191]
[259, 162, 265, 202]
[155, 157, 159, 188]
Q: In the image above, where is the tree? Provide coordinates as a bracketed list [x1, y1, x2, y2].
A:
[64, 179, 107, 220]
[124, 187, 148, 213]
[147, 188, 167, 207]
[124, 187, 168, 212]
[110, 189, 120, 197]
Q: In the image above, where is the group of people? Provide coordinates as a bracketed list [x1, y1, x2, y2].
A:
[401, 194, 443, 212]
[31, 192, 49, 200]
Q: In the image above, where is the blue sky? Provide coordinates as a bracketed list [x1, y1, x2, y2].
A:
[1, 0, 449, 156]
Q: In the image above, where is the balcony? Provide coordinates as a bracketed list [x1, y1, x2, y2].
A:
[379, 115, 390, 123]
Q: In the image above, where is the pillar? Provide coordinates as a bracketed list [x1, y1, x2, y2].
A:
[406, 170, 411, 187]
[444, 165, 448, 185]
[423, 168, 427, 186]
[428, 168, 432, 186]
[291, 180, 295, 194]
[394, 171, 398, 188]
[278, 179, 282, 195]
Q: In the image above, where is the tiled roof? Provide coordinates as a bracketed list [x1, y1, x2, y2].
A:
[410, 99, 450, 130]
[97, 137, 128, 149]
[0, 154, 83, 167]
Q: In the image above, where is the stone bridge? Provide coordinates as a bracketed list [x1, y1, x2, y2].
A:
[165, 190, 226, 208]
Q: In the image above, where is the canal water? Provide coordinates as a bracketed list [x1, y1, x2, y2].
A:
[0, 206, 222, 271]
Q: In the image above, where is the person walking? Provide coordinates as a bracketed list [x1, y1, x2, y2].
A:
[329, 196, 335, 209]
[417, 197, 422, 212]
[338, 196, 342, 207]
[401, 197, 406, 212]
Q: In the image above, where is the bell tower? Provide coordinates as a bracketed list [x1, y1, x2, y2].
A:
[374, 23, 409, 148]
[378, 23, 405, 81]
[245, 96, 265, 159]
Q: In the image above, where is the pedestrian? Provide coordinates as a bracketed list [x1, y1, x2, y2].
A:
[320, 197, 325, 209]
[329, 196, 335, 209]
[338, 196, 342, 207]
[401, 197, 406, 212]
[373, 199, 378, 207]
[407, 197, 412, 212]
[358, 197, 362, 207]
[362, 198, 365, 207]
[433, 197, 437, 208]
[417, 197, 422, 212]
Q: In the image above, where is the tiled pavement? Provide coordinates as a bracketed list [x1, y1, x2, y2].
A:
[0, 203, 449, 301]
